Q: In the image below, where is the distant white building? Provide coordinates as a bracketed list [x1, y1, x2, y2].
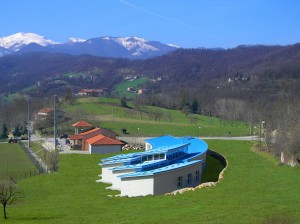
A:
[99, 135, 208, 197]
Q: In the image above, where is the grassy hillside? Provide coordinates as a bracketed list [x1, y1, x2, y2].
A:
[0, 143, 37, 180]
[63, 97, 250, 137]
[113, 78, 148, 98]
[4, 140, 299, 223]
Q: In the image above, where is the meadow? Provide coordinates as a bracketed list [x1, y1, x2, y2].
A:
[62, 97, 250, 137]
[3, 140, 299, 223]
[113, 78, 148, 98]
[0, 143, 37, 180]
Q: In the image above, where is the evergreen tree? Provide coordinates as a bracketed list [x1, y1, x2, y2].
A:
[12, 124, 22, 137]
[120, 97, 127, 107]
[1, 123, 8, 140]
[190, 99, 199, 114]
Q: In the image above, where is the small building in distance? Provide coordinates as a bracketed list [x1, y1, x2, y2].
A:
[72, 120, 93, 134]
[99, 135, 208, 197]
[70, 121, 122, 153]
[78, 89, 105, 97]
[35, 107, 65, 122]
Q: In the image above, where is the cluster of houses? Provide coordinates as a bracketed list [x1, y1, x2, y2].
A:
[77, 88, 108, 97]
[127, 87, 147, 95]
[69, 121, 124, 154]
[123, 75, 140, 81]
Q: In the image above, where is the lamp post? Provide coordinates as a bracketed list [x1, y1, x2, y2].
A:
[198, 126, 201, 137]
[27, 96, 30, 147]
[54, 95, 58, 150]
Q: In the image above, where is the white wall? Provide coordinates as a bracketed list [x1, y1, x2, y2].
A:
[101, 163, 123, 183]
[91, 145, 122, 154]
[145, 143, 152, 151]
[118, 161, 203, 196]
[111, 169, 135, 190]
[120, 176, 154, 197]
[153, 162, 202, 195]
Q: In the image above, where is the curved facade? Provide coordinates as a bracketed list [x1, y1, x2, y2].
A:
[99, 135, 208, 197]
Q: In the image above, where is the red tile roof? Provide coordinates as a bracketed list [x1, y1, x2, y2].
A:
[70, 135, 82, 140]
[86, 134, 124, 146]
[70, 128, 100, 140]
[39, 108, 53, 113]
[72, 121, 93, 127]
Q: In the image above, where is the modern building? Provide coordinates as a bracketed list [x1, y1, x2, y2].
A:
[99, 135, 208, 197]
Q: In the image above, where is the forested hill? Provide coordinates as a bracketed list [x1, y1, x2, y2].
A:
[1, 43, 300, 95]
[134, 44, 300, 82]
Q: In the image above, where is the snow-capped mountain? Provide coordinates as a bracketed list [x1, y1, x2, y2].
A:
[0, 33, 179, 59]
[0, 32, 59, 52]
[68, 37, 86, 43]
[0, 46, 12, 57]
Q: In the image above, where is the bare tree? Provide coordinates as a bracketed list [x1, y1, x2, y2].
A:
[0, 179, 21, 219]
[188, 114, 199, 125]
[45, 149, 60, 172]
[134, 96, 145, 120]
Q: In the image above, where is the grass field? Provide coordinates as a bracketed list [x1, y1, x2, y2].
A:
[3, 140, 299, 223]
[63, 97, 250, 137]
[113, 78, 148, 98]
[0, 143, 37, 180]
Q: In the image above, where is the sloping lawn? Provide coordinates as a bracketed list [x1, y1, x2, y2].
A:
[0, 143, 37, 180]
[63, 97, 250, 137]
[5, 141, 300, 223]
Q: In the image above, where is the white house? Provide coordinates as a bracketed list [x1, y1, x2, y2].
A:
[99, 135, 208, 197]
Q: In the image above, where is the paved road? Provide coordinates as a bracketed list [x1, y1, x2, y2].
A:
[118, 136, 262, 144]
[26, 134, 262, 153]
[30, 134, 71, 152]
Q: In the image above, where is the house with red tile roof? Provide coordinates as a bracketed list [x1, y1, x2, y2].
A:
[70, 128, 102, 151]
[35, 107, 65, 122]
[69, 125, 120, 153]
[85, 134, 124, 154]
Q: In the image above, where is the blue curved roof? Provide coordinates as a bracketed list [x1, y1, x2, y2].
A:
[145, 135, 183, 148]
[119, 160, 202, 178]
[101, 136, 208, 178]
[179, 136, 208, 154]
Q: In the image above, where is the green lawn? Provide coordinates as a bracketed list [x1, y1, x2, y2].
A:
[63, 97, 250, 137]
[0, 143, 37, 180]
[113, 78, 148, 98]
[4, 140, 300, 223]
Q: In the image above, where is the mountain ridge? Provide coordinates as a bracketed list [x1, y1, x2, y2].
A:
[0, 32, 178, 59]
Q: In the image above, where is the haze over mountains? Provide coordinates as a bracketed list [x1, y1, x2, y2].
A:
[0, 32, 178, 59]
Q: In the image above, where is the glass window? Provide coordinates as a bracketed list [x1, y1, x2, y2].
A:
[196, 170, 200, 181]
[188, 173, 192, 184]
[147, 155, 153, 161]
[177, 176, 183, 187]
[154, 154, 159, 160]
[159, 153, 165, 159]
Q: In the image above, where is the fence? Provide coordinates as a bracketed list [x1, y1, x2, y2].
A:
[1, 169, 41, 183]
[18, 141, 48, 173]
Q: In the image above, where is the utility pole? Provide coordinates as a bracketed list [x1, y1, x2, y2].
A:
[27, 96, 30, 147]
[54, 95, 57, 150]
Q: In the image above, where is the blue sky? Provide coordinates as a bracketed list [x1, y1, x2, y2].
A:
[1, 0, 300, 48]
